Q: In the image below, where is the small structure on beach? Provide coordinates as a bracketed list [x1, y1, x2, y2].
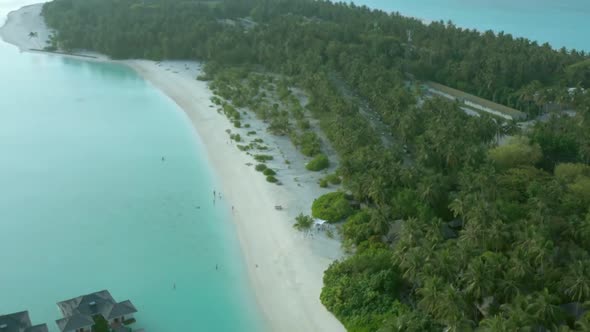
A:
[314, 218, 328, 231]
[55, 290, 137, 332]
[0, 310, 48, 332]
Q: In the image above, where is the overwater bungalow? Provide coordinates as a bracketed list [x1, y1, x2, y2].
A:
[0, 311, 48, 332]
[55, 290, 137, 332]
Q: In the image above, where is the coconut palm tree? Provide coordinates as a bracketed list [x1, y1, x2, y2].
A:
[525, 289, 563, 327]
[560, 260, 590, 303]
[462, 252, 506, 301]
[293, 213, 313, 234]
[477, 315, 516, 331]
[417, 276, 447, 316]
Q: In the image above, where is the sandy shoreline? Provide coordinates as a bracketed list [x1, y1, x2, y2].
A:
[1, 3, 345, 332]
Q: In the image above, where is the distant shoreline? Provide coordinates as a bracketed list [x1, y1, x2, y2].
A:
[0, 3, 345, 332]
[29, 48, 98, 58]
[353, 0, 589, 52]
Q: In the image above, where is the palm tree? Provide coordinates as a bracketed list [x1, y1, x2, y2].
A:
[293, 213, 313, 234]
[462, 252, 505, 301]
[449, 197, 466, 219]
[560, 260, 590, 303]
[575, 314, 590, 331]
[398, 246, 428, 283]
[499, 295, 534, 328]
[525, 289, 562, 327]
[28, 31, 40, 49]
[417, 276, 447, 316]
[477, 315, 516, 331]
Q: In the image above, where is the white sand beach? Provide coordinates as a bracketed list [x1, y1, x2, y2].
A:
[1, 3, 345, 332]
[0, 2, 50, 50]
[126, 60, 345, 332]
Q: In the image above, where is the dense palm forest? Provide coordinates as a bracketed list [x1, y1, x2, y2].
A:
[43, 0, 590, 331]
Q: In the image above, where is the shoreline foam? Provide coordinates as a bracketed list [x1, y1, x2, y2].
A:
[1, 3, 345, 332]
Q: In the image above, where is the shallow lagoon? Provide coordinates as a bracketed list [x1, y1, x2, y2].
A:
[0, 35, 262, 332]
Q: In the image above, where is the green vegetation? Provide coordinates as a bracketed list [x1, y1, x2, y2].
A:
[555, 163, 590, 183]
[254, 154, 273, 162]
[306, 154, 330, 171]
[266, 175, 278, 183]
[262, 168, 276, 176]
[325, 173, 341, 185]
[319, 173, 341, 188]
[92, 316, 109, 332]
[237, 144, 250, 151]
[293, 213, 313, 232]
[488, 136, 542, 169]
[292, 131, 322, 157]
[321, 247, 403, 331]
[43, 0, 590, 330]
[229, 133, 241, 142]
[255, 163, 267, 172]
[311, 192, 354, 223]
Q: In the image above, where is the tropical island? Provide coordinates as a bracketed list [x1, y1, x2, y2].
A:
[4, 0, 590, 331]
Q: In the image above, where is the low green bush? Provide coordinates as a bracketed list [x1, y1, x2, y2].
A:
[255, 164, 267, 171]
[263, 168, 276, 176]
[306, 154, 329, 171]
[222, 103, 240, 120]
[230, 133, 242, 142]
[319, 178, 329, 188]
[311, 192, 354, 223]
[254, 154, 273, 162]
[295, 131, 322, 157]
[247, 131, 257, 136]
[266, 175, 278, 183]
[327, 173, 341, 185]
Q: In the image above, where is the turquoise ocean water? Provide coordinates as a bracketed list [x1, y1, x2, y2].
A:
[356, 0, 590, 52]
[0, 31, 262, 332]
